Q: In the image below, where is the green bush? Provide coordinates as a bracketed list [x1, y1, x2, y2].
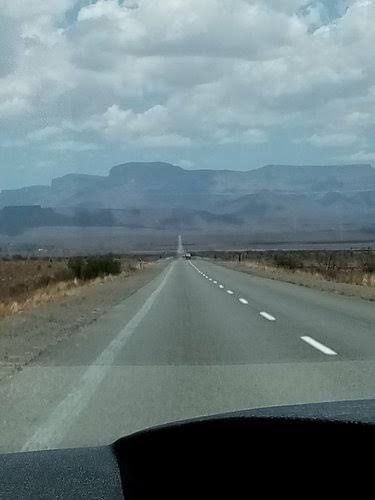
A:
[68, 256, 121, 281]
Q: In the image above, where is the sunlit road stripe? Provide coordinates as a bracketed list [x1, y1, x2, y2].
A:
[260, 312, 276, 321]
[301, 336, 337, 356]
[239, 298, 248, 304]
[209, 278, 213, 281]
[213, 280, 217, 284]
[219, 285, 224, 289]
[227, 290, 234, 295]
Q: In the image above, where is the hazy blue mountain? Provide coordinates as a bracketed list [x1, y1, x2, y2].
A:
[2, 162, 375, 210]
[1, 162, 375, 238]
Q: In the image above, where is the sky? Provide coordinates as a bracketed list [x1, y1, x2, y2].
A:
[0, 0, 374, 188]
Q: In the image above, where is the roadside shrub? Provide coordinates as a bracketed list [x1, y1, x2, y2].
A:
[361, 254, 375, 273]
[68, 256, 121, 281]
[122, 259, 138, 273]
[272, 253, 301, 270]
[67, 257, 85, 280]
[12, 254, 24, 261]
[9, 283, 28, 296]
[37, 275, 52, 288]
[83, 257, 121, 280]
[53, 268, 74, 282]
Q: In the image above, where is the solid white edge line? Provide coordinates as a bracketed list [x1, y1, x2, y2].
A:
[239, 298, 248, 304]
[301, 336, 337, 356]
[22, 262, 175, 452]
[260, 312, 276, 321]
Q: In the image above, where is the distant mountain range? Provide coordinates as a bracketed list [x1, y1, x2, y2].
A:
[1, 162, 375, 240]
[2, 162, 375, 209]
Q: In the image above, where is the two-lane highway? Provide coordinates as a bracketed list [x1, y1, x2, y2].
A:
[1, 256, 375, 453]
[195, 259, 375, 360]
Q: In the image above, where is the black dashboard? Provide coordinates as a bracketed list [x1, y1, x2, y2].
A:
[1, 400, 374, 499]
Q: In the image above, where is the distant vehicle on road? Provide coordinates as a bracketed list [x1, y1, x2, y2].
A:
[184, 252, 192, 260]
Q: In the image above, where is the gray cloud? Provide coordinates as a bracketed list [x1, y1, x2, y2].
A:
[0, 16, 21, 77]
[0, 0, 373, 188]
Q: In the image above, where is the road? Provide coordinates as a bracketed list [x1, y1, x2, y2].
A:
[2, 256, 375, 452]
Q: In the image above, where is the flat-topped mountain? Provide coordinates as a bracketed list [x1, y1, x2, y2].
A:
[1, 162, 374, 210]
[1, 162, 375, 240]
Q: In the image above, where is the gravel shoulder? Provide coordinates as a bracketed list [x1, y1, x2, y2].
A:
[214, 260, 375, 302]
[0, 261, 165, 381]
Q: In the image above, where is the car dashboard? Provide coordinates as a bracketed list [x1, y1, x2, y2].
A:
[0, 400, 374, 498]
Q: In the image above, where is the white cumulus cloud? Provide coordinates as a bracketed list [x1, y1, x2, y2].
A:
[0, 0, 374, 185]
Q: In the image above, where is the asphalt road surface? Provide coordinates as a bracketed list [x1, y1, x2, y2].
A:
[2, 256, 375, 453]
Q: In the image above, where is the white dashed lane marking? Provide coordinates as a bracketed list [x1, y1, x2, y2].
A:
[189, 261, 339, 358]
[260, 312, 276, 321]
[301, 336, 337, 356]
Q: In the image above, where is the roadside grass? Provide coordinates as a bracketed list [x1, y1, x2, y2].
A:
[201, 249, 375, 286]
[199, 250, 375, 299]
[0, 255, 147, 318]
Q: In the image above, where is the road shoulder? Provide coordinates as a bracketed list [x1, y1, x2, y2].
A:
[0, 261, 166, 381]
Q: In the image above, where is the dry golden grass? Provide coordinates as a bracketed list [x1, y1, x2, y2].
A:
[0, 280, 78, 317]
[216, 255, 375, 301]
[0, 256, 148, 318]
[204, 250, 375, 288]
[239, 259, 375, 287]
[0, 258, 71, 302]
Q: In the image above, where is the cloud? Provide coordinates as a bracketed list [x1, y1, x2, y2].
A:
[80, 104, 192, 147]
[308, 132, 359, 147]
[0, 0, 374, 180]
[0, 97, 30, 118]
[345, 150, 375, 162]
[27, 126, 61, 142]
[0, 0, 76, 19]
[0, 16, 21, 77]
[73, 0, 305, 61]
[47, 140, 100, 152]
[214, 128, 268, 145]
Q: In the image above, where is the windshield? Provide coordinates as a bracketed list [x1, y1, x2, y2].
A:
[1, 0, 375, 453]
